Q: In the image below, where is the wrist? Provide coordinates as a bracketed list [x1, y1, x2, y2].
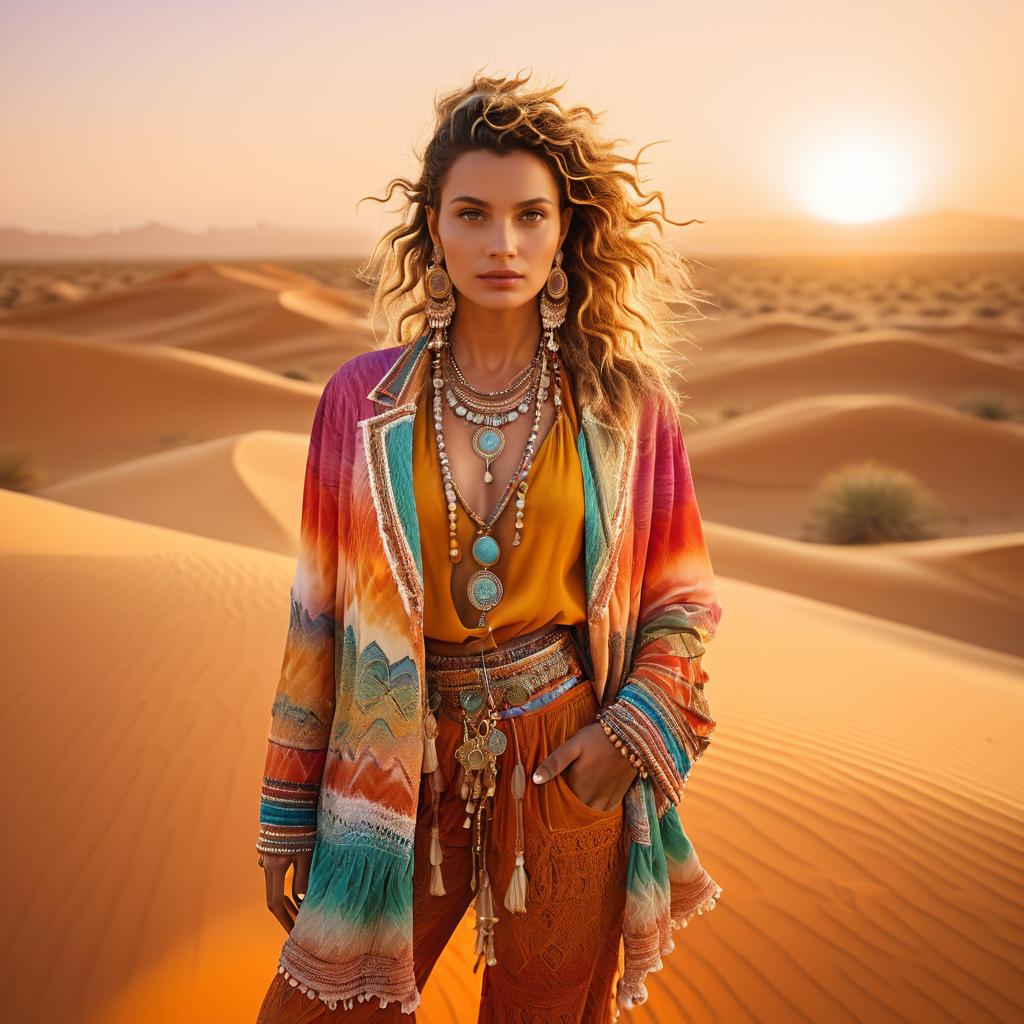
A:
[594, 708, 649, 780]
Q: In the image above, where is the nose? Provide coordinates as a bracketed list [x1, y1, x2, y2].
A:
[485, 219, 517, 258]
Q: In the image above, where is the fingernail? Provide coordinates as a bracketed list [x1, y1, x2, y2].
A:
[533, 770, 545, 784]
[297, 892, 305, 900]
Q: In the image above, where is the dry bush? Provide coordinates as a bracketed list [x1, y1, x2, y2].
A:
[803, 459, 943, 543]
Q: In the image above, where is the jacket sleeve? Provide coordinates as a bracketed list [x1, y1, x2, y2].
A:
[256, 382, 344, 855]
[600, 394, 722, 815]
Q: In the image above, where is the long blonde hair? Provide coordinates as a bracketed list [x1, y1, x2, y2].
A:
[356, 68, 710, 428]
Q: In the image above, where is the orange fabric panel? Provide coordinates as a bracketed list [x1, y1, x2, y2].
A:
[412, 366, 587, 647]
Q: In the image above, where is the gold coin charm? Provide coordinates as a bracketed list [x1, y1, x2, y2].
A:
[504, 681, 529, 706]
[467, 742, 486, 771]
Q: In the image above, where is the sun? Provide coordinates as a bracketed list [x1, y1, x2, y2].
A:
[796, 140, 914, 224]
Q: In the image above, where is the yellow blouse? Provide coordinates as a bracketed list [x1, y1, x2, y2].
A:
[412, 365, 587, 650]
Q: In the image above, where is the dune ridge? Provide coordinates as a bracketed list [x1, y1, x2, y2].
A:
[0, 326, 323, 483]
[2, 262, 374, 379]
[678, 329, 1022, 417]
[687, 393, 1024, 539]
[40, 430, 311, 555]
[704, 521, 1024, 657]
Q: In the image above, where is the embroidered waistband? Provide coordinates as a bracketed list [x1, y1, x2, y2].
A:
[424, 622, 580, 675]
[425, 625, 584, 721]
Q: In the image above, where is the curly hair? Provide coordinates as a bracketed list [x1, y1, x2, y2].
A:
[355, 67, 712, 429]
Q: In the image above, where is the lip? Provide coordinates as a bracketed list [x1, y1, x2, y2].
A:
[478, 271, 524, 279]
[479, 271, 524, 288]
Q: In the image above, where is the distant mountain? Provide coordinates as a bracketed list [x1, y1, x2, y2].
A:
[0, 220, 377, 262]
[1, 210, 1021, 261]
[676, 209, 1024, 257]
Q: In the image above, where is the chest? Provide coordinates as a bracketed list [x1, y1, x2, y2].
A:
[432, 396, 562, 522]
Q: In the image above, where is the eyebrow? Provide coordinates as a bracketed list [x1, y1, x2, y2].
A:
[448, 196, 555, 207]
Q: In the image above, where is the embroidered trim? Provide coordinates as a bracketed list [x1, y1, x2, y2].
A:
[360, 406, 424, 627]
[582, 408, 638, 625]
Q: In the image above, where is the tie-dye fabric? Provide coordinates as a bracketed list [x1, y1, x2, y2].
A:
[256, 329, 724, 1016]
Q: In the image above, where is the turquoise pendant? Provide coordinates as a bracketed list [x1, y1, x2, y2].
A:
[460, 690, 484, 713]
[472, 426, 505, 484]
[472, 426, 504, 458]
[472, 534, 500, 566]
[467, 569, 503, 611]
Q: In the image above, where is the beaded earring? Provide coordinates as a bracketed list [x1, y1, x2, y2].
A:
[425, 243, 455, 350]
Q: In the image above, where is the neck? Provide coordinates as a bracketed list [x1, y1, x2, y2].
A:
[446, 303, 542, 386]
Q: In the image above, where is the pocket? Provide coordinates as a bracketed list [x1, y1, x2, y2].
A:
[527, 674, 625, 832]
[554, 765, 624, 821]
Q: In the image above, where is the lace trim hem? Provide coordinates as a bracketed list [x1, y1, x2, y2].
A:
[276, 945, 421, 1015]
[612, 874, 723, 1018]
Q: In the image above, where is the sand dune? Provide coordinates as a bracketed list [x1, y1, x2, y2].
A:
[4, 257, 1023, 1023]
[0, 327, 325, 483]
[687, 312, 1024, 366]
[40, 431, 310, 555]
[1, 487, 1019, 1024]
[683, 312, 837, 353]
[703, 521, 1024, 657]
[677, 329, 1023, 425]
[922, 323, 1024, 361]
[687, 394, 1024, 538]
[1, 262, 373, 380]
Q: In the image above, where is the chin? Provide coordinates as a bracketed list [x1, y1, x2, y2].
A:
[467, 286, 537, 311]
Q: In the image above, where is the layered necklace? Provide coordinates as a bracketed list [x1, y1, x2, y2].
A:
[430, 332, 563, 630]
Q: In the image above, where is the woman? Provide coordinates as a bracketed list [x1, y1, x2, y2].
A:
[255, 70, 723, 1023]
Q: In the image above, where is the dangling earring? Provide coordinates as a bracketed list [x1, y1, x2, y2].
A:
[539, 249, 568, 353]
[425, 243, 455, 350]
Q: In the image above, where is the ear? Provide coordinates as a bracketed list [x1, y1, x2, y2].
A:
[558, 205, 573, 248]
[425, 205, 439, 251]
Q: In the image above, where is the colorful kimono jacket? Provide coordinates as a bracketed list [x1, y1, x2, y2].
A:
[256, 329, 724, 1016]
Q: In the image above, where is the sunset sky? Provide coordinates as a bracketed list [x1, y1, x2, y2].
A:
[1, 0, 1021, 238]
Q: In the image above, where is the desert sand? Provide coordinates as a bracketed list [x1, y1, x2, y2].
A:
[1, 258, 1021, 1023]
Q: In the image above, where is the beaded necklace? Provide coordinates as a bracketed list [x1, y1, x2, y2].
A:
[442, 339, 541, 483]
[446, 341, 540, 398]
[430, 336, 564, 631]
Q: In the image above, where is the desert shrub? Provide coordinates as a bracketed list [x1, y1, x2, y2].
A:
[804, 459, 942, 543]
[0, 451, 46, 492]
[955, 392, 1016, 421]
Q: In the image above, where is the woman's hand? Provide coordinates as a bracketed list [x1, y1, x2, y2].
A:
[532, 722, 639, 811]
[259, 850, 312, 934]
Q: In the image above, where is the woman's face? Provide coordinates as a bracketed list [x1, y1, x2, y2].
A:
[426, 149, 571, 313]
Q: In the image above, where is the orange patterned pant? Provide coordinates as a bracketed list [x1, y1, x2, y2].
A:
[257, 675, 630, 1024]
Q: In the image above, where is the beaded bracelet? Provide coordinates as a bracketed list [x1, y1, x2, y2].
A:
[595, 708, 649, 780]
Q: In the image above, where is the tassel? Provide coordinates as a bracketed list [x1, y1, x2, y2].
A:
[428, 773, 446, 896]
[504, 722, 529, 913]
[429, 825, 446, 896]
[472, 866, 499, 971]
[422, 708, 439, 774]
[505, 852, 528, 913]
